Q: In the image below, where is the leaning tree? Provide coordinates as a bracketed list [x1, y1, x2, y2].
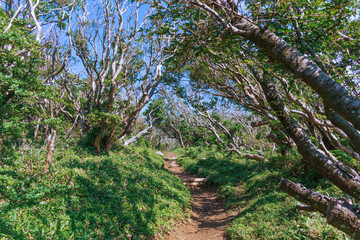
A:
[159, 0, 360, 237]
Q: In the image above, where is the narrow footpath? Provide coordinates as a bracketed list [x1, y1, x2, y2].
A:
[163, 153, 237, 240]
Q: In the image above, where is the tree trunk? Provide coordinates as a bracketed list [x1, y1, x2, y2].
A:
[44, 129, 56, 173]
[191, 0, 360, 130]
[123, 125, 152, 146]
[169, 122, 185, 148]
[104, 127, 116, 153]
[118, 115, 139, 141]
[258, 76, 360, 200]
[232, 17, 360, 131]
[33, 118, 41, 141]
[44, 124, 49, 140]
[104, 136, 112, 152]
[94, 127, 105, 154]
[280, 178, 360, 239]
[228, 144, 265, 161]
[325, 108, 360, 154]
[233, 151, 265, 161]
[178, 132, 185, 148]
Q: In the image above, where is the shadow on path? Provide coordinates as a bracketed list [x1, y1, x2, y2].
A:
[163, 153, 237, 240]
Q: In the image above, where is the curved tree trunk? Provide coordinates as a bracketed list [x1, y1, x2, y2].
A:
[280, 179, 360, 239]
[234, 20, 360, 130]
[170, 122, 185, 148]
[123, 124, 152, 146]
[325, 108, 360, 154]
[258, 76, 360, 200]
[190, 0, 360, 131]
[228, 145, 265, 161]
[257, 75, 360, 237]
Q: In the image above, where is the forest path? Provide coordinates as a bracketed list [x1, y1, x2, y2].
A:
[163, 153, 236, 240]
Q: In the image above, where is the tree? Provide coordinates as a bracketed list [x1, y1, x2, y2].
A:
[187, 0, 360, 130]
[160, 0, 360, 236]
[68, 0, 173, 153]
[0, 9, 44, 162]
[145, 94, 210, 148]
[0, 0, 77, 169]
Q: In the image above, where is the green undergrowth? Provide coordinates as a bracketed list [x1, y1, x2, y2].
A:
[0, 143, 190, 239]
[177, 147, 348, 240]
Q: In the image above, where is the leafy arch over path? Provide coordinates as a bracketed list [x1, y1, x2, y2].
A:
[189, 0, 360, 131]
[156, 0, 360, 237]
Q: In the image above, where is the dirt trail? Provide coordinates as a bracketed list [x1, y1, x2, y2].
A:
[163, 153, 236, 240]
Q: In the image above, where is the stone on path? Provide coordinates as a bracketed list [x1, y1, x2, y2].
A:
[170, 161, 179, 167]
[156, 151, 164, 156]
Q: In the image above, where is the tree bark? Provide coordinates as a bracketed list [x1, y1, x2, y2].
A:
[44, 129, 56, 173]
[190, 0, 360, 131]
[325, 108, 360, 154]
[94, 127, 105, 154]
[33, 118, 41, 141]
[124, 125, 152, 146]
[234, 18, 360, 131]
[228, 144, 265, 161]
[104, 135, 113, 153]
[258, 76, 360, 200]
[171, 123, 185, 148]
[251, 120, 269, 127]
[280, 178, 360, 239]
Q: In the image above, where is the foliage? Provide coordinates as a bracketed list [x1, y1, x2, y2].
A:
[330, 149, 360, 172]
[246, 0, 360, 87]
[0, 9, 48, 162]
[145, 98, 212, 148]
[177, 147, 347, 239]
[0, 144, 190, 239]
[1, 0, 360, 237]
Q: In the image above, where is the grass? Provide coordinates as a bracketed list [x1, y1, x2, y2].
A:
[0, 143, 191, 239]
[176, 146, 349, 240]
[1, 141, 352, 239]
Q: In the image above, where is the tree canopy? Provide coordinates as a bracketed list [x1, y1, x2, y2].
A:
[1, 0, 360, 238]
